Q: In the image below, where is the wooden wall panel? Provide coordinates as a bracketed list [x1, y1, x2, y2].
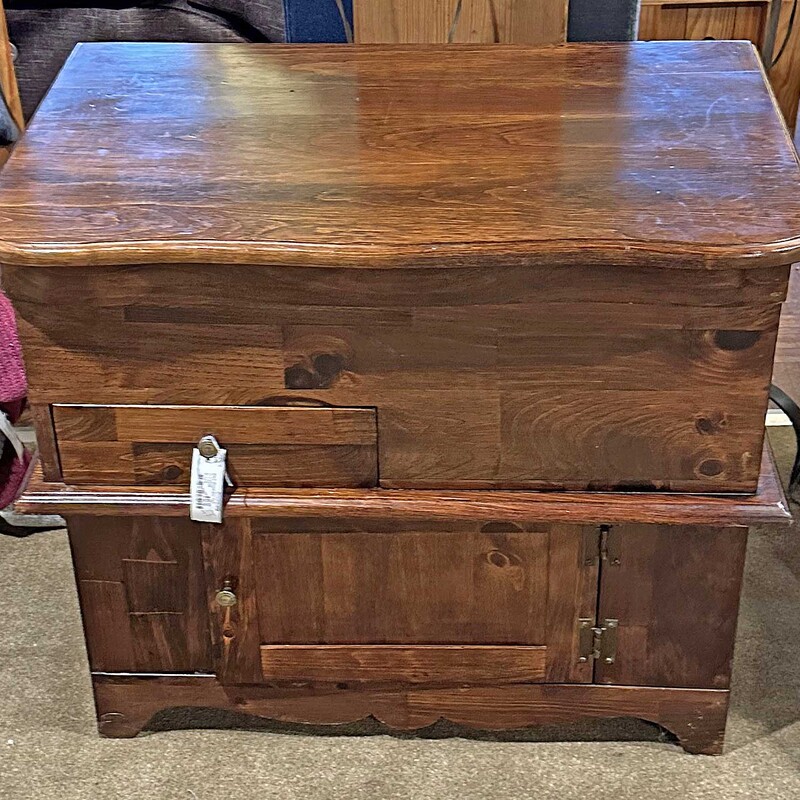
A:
[732, 3, 766, 39]
[639, 1, 765, 43]
[768, 0, 800, 128]
[0, 1, 20, 129]
[685, 5, 739, 38]
[354, 0, 568, 44]
[0, 0, 22, 167]
[638, 4, 690, 39]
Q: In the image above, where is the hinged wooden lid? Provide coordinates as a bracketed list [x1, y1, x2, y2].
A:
[1, 41, 799, 270]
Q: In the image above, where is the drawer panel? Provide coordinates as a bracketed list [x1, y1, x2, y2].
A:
[53, 404, 378, 488]
[259, 645, 547, 684]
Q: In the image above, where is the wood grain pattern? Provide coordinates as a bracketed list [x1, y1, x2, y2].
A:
[202, 518, 262, 683]
[732, 3, 766, 41]
[67, 517, 211, 673]
[76, 581, 136, 671]
[639, 0, 766, 43]
[767, 0, 800, 128]
[20, 443, 791, 526]
[0, 42, 798, 270]
[354, 0, 568, 44]
[53, 405, 378, 488]
[637, 1, 799, 127]
[0, 0, 21, 167]
[249, 526, 590, 660]
[91, 674, 732, 754]
[8, 261, 787, 492]
[638, 4, 689, 39]
[259, 645, 547, 684]
[685, 4, 739, 39]
[596, 525, 748, 690]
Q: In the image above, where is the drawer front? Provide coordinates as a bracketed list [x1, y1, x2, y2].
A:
[53, 404, 378, 488]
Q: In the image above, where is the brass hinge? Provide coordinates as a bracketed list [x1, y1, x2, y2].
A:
[584, 526, 621, 567]
[599, 525, 621, 566]
[577, 618, 619, 665]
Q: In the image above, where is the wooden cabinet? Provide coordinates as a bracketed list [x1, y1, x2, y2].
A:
[4, 42, 799, 754]
[34, 456, 786, 754]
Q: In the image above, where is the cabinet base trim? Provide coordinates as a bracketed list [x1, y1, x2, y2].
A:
[92, 673, 730, 755]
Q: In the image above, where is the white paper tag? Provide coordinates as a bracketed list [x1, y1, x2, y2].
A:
[190, 438, 228, 523]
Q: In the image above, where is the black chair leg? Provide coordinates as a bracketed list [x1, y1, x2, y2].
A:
[769, 384, 800, 501]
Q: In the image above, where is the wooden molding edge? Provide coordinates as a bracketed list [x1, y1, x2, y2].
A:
[17, 444, 792, 527]
[91, 673, 730, 755]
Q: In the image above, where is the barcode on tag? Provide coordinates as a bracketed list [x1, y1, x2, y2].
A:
[190, 444, 228, 523]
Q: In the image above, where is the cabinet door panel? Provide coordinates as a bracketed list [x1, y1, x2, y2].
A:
[204, 520, 599, 685]
[595, 524, 747, 689]
[253, 528, 550, 644]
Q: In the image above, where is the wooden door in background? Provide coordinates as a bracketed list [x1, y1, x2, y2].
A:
[354, 0, 569, 43]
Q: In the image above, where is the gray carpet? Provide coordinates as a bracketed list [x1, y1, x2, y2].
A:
[1, 429, 798, 799]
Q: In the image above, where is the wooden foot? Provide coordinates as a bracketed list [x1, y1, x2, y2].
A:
[92, 674, 730, 754]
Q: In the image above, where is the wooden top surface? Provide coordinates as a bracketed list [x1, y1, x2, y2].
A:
[17, 444, 792, 526]
[1, 41, 799, 270]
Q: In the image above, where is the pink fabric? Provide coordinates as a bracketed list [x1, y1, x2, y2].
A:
[0, 289, 29, 507]
[0, 289, 26, 408]
[0, 448, 31, 508]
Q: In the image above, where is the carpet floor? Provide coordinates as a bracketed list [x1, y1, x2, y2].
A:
[1, 429, 798, 800]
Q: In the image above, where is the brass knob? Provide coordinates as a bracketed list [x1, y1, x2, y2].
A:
[215, 580, 237, 608]
[198, 435, 219, 459]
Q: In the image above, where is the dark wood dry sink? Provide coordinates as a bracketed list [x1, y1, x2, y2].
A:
[4, 41, 798, 754]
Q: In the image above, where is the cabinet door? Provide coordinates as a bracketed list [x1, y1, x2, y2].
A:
[203, 520, 599, 686]
[595, 524, 747, 689]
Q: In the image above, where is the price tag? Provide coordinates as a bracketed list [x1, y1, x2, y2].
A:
[189, 436, 230, 523]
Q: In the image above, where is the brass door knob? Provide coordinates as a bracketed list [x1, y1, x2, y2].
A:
[215, 580, 237, 608]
